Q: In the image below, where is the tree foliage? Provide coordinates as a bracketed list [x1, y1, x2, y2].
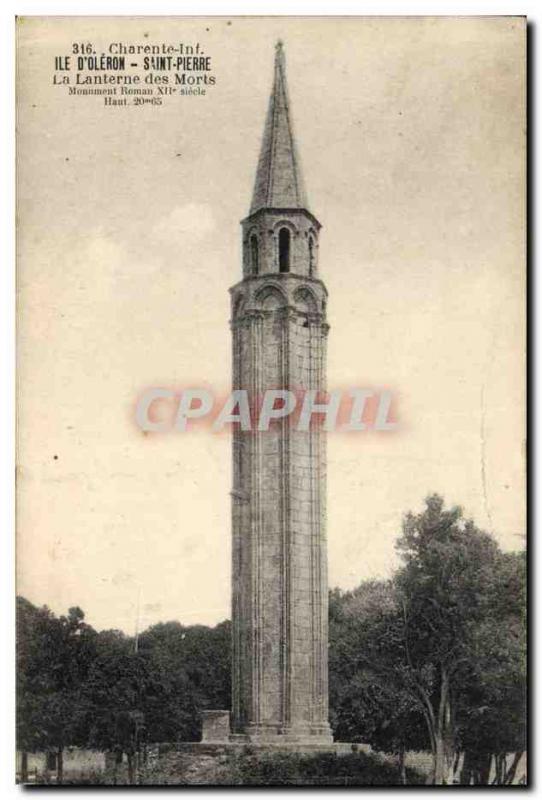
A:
[17, 495, 526, 786]
[16, 597, 232, 782]
[328, 495, 526, 785]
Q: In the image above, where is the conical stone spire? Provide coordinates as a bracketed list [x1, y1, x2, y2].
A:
[249, 41, 308, 215]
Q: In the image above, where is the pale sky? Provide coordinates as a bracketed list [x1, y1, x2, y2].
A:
[17, 16, 525, 633]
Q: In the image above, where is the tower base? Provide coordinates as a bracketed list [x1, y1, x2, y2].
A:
[201, 710, 333, 749]
[230, 725, 333, 747]
[175, 741, 356, 757]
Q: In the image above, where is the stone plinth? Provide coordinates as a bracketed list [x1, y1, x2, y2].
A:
[201, 710, 231, 743]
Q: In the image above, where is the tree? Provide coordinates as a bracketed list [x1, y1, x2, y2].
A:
[16, 599, 98, 783]
[17, 598, 56, 774]
[455, 551, 526, 783]
[81, 650, 160, 783]
[138, 620, 231, 742]
[393, 495, 523, 784]
[329, 582, 429, 783]
[329, 497, 526, 786]
[17, 498, 525, 787]
[79, 620, 231, 782]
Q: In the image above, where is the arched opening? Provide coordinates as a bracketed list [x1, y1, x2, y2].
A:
[278, 228, 290, 273]
[308, 235, 316, 276]
[257, 285, 287, 310]
[294, 286, 318, 314]
[250, 235, 259, 275]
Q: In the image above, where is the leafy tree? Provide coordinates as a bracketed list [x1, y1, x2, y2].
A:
[77, 619, 231, 782]
[329, 582, 428, 783]
[138, 620, 231, 741]
[393, 495, 523, 783]
[95, 628, 133, 657]
[81, 650, 161, 783]
[16, 599, 98, 782]
[455, 551, 526, 783]
[329, 497, 526, 785]
[17, 497, 525, 787]
[17, 598, 57, 769]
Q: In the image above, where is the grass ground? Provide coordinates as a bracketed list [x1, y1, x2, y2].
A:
[135, 749, 427, 786]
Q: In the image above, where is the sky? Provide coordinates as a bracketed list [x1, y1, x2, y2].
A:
[17, 16, 525, 633]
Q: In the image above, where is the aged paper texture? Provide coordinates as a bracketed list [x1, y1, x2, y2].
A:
[16, 16, 526, 786]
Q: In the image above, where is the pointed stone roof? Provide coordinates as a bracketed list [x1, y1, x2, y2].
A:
[249, 41, 308, 215]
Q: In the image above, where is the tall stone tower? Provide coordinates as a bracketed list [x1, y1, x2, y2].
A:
[229, 41, 332, 745]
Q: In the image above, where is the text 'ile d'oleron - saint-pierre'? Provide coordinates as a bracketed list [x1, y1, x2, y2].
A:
[53, 41, 216, 104]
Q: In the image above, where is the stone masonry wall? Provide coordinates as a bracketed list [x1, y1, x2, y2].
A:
[230, 262, 331, 743]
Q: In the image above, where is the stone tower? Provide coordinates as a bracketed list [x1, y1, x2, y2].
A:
[229, 41, 332, 745]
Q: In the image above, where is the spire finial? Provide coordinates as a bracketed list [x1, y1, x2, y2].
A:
[275, 39, 285, 67]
